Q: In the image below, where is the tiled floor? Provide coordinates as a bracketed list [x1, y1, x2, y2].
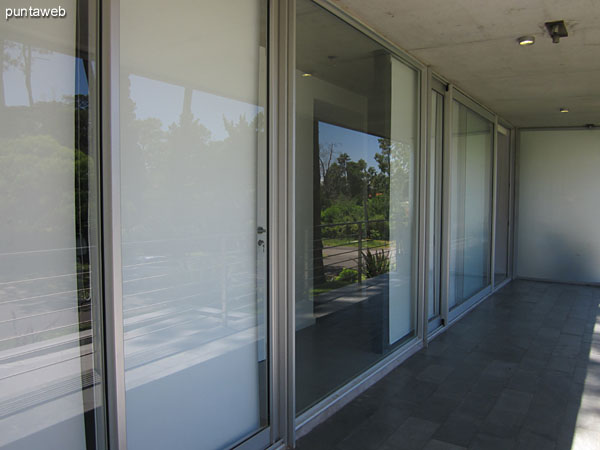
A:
[295, 280, 600, 450]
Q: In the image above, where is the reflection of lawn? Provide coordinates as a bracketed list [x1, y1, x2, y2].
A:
[322, 238, 389, 249]
[310, 276, 370, 296]
[310, 279, 354, 296]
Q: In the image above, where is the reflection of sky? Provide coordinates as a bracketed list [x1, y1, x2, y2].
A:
[2, 39, 259, 142]
[129, 75, 184, 128]
[3, 43, 88, 105]
[191, 90, 259, 141]
[129, 74, 259, 141]
[318, 122, 381, 170]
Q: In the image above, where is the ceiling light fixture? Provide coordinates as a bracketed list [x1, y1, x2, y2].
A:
[545, 20, 568, 44]
[301, 72, 312, 77]
[517, 36, 535, 46]
[560, 107, 569, 113]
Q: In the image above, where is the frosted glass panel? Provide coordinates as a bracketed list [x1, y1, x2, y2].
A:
[389, 58, 418, 344]
[295, 0, 418, 414]
[448, 102, 493, 308]
[517, 130, 600, 283]
[120, 1, 268, 449]
[494, 131, 510, 284]
[0, 2, 105, 449]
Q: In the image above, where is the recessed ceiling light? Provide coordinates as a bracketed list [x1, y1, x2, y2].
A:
[301, 72, 312, 77]
[517, 36, 535, 46]
[560, 107, 569, 113]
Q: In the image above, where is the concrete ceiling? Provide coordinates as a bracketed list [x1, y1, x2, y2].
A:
[329, 0, 600, 127]
[297, 0, 382, 97]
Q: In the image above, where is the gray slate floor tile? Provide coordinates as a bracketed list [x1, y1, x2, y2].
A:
[295, 281, 600, 450]
[423, 439, 467, 450]
[379, 417, 440, 450]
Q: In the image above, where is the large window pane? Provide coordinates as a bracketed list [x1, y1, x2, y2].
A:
[448, 101, 493, 308]
[295, 0, 419, 414]
[0, 2, 104, 449]
[119, 1, 269, 449]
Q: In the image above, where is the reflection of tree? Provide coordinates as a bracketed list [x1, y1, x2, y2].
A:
[386, 138, 413, 220]
[318, 140, 395, 236]
[120, 76, 265, 252]
[387, 138, 414, 257]
[313, 130, 413, 286]
[319, 142, 338, 182]
[3, 40, 51, 107]
[0, 92, 94, 250]
[0, 36, 96, 306]
[0, 134, 77, 249]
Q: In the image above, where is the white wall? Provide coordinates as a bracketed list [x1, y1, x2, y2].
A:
[517, 129, 600, 284]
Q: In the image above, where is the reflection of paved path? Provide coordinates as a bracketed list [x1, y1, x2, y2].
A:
[322, 244, 394, 274]
[322, 246, 359, 271]
[312, 274, 388, 317]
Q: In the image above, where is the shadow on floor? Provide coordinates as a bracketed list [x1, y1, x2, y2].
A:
[296, 280, 600, 450]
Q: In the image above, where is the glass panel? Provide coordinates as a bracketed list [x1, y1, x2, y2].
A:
[427, 91, 443, 320]
[448, 101, 493, 308]
[295, 0, 419, 414]
[119, 1, 268, 449]
[0, 2, 104, 449]
[494, 131, 510, 284]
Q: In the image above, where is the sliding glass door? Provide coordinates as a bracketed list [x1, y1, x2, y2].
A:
[448, 99, 493, 313]
[119, 1, 269, 449]
[295, 0, 420, 415]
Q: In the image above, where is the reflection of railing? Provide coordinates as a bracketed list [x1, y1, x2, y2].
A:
[0, 246, 94, 352]
[0, 232, 267, 435]
[311, 219, 393, 288]
[120, 234, 263, 330]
